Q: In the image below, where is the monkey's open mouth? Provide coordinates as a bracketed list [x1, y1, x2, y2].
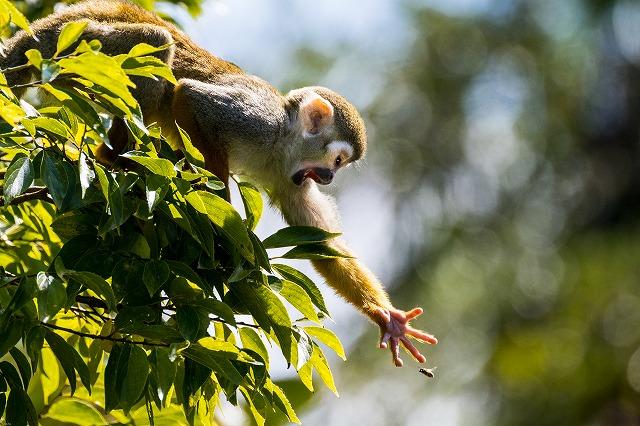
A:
[292, 168, 334, 186]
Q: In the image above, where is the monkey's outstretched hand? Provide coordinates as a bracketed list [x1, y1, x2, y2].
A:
[375, 307, 437, 367]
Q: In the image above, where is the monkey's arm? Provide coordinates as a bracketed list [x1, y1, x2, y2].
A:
[276, 184, 437, 366]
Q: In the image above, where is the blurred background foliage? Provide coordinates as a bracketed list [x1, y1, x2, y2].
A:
[11, 0, 640, 424]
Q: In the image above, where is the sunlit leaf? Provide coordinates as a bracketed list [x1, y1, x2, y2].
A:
[185, 190, 254, 262]
[304, 326, 346, 360]
[55, 21, 89, 57]
[262, 226, 340, 249]
[43, 397, 107, 425]
[281, 243, 353, 260]
[122, 151, 177, 177]
[272, 264, 329, 316]
[238, 181, 263, 231]
[3, 154, 33, 204]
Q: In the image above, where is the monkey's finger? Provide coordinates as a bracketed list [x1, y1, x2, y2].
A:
[400, 336, 426, 363]
[379, 332, 391, 349]
[406, 327, 438, 344]
[375, 307, 391, 323]
[391, 338, 403, 367]
[405, 307, 423, 320]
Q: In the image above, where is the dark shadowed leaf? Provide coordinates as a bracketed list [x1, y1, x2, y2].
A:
[143, 259, 170, 296]
[120, 345, 149, 413]
[44, 329, 91, 395]
[63, 270, 117, 311]
[176, 305, 201, 341]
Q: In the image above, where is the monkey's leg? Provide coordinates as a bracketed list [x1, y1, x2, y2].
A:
[171, 81, 230, 196]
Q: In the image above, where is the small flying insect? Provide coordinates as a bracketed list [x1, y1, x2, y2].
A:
[419, 367, 437, 378]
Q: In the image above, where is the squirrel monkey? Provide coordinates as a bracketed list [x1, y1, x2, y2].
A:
[1, 0, 437, 366]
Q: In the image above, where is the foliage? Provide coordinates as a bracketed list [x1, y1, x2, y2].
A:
[0, 8, 346, 426]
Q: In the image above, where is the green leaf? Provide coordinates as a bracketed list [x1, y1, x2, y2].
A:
[176, 305, 201, 341]
[3, 155, 33, 204]
[28, 117, 71, 138]
[120, 345, 149, 413]
[128, 42, 171, 58]
[25, 326, 45, 373]
[153, 348, 175, 406]
[145, 174, 170, 213]
[272, 264, 329, 316]
[185, 190, 254, 262]
[62, 270, 117, 311]
[304, 326, 346, 360]
[44, 329, 85, 395]
[194, 298, 236, 326]
[233, 281, 293, 363]
[176, 123, 204, 168]
[143, 259, 170, 296]
[43, 398, 107, 425]
[55, 21, 88, 57]
[121, 152, 177, 177]
[41, 151, 77, 210]
[0, 320, 22, 358]
[310, 345, 338, 395]
[36, 272, 66, 321]
[120, 55, 177, 84]
[249, 230, 271, 272]
[297, 360, 313, 392]
[272, 279, 320, 323]
[24, 49, 42, 68]
[0, 0, 33, 34]
[58, 52, 137, 107]
[6, 386, 38, 426]
[51, 211, 96, 241]
[104, 344, 128, 412]
[238, 181, 263, 231]
[41, 59, 62, 83]
[281, 243, 353, 260]
[9, 348, 31, 392]
[272, 383, 301, 424]
[166, 260, 206, 291]
[262, 226, 341, 249]
[239, 327, 269, 367]
[0, 96, 26, 125]
[182, 344, 244, 385]
[93, 162, 110, 201]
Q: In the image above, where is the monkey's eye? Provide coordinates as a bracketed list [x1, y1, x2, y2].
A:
[334, 156, 342, 167]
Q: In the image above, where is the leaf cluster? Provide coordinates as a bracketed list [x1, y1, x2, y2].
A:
[0, 12, 346, 426]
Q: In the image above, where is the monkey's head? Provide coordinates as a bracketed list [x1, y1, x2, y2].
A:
[285, 87, 367, 186]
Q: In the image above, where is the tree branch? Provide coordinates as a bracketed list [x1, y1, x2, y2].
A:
[0, 187, 52, 206]
[40, 321, 170, 347]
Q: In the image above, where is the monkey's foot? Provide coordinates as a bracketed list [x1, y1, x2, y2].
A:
[375, 307, 437, 367]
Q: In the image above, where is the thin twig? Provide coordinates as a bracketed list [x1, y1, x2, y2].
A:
[0, 63, 33, 74]
[162, 306, 260, 329]
[40, 321, 170, 347]
[0, 187, 52, 206]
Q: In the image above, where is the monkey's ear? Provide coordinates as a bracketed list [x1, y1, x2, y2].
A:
[300, 95, 334, 135]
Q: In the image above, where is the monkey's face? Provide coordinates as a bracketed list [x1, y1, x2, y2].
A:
[290, 140, 354, 186]
[289, 93, 355, 186]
